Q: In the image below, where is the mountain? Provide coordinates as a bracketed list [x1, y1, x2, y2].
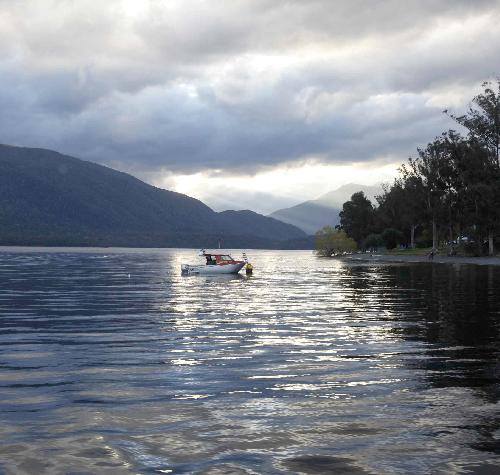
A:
[316, 183, 383, 208]
[0, 144, 306, 247]
[217, 210, 304, 240]
[268, 201, 340, 236]
[268, 183, 383, 235]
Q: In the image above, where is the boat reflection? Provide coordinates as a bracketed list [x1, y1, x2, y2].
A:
[180, 272, 247, 282]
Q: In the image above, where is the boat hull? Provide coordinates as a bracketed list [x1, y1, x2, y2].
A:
[181, 262, 245, 275]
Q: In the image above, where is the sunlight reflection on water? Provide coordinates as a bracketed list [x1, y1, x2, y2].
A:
[0, 248, 500, 474]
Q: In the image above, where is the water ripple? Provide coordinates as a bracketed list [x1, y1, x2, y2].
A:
[0, 248, 499, 473]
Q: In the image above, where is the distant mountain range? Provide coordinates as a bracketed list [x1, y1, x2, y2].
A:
[268, 183, 383, 235]
[0, 144, 308, 248]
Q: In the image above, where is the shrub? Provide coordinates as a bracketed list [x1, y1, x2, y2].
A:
[381, 228, 405, 250]
[363, 233, 384, 251]
[315, 226, 357, 256]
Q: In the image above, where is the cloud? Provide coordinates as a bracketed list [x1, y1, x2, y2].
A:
[1, 0, 500, 177]
[153, 161, 401, 214]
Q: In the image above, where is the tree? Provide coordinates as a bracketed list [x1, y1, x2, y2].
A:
[381, 228, 405, 250]
[447, 80, 500, 166]
[458, 140, 500, 255]
[315, 226, 357, 257]
[337, 80, 500, 256]
[376, 177, 425, 248]
[447, 80, 500, 254]
[339, 191, 376, 245]
[405, 135, 455, 249]
[363, 233, 384, 251]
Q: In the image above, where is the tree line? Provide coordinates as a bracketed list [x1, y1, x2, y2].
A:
[335, 80, 500, 256]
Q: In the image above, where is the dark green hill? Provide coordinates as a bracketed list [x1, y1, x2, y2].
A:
[0, 144, 306, 247]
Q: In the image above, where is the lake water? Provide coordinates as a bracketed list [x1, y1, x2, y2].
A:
[1, 248, 500, 474]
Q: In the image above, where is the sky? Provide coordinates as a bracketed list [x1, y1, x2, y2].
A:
[1, 0, 500, 214]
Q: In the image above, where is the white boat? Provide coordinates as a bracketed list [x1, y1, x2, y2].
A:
[181, 250, 247, 275]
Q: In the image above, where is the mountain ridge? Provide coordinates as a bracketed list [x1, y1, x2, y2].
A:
[268, 183, 383, 235]
[0, 144, 306, 248]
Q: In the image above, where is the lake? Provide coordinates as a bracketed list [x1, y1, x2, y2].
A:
[0, 248, 499, 474]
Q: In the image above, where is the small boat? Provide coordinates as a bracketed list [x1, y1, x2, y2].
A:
[181, 250, 248, 275]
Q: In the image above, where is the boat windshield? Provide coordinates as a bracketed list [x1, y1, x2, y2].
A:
[219, 255, 233, 261]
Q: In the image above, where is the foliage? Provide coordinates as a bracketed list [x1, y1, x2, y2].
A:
[337, 79, 500, 256]
[447, 80, 500, 165]
[0, 144, 307, 248]
[315, 226, 357, 256]
[363, 233, 384, 250]
[381, 228, 405, 250]
[339, 192, 376, 246]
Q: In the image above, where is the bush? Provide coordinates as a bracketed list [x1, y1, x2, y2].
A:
[315, 226, 357, 256]
[415, 228, 432, 248]
[363, 233, 384, 251]
[381, 228, 404, 250]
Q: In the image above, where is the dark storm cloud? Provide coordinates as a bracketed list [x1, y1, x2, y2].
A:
[1, 0, 500, 174]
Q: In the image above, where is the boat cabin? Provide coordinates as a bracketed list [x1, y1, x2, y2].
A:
[204, 253, 241, 265]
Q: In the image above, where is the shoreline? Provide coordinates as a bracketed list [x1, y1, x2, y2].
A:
[1, 246, 500, 266]
[347, 253, 500, 266]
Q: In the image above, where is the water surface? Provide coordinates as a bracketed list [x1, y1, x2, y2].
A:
[0, 248, 500, 474]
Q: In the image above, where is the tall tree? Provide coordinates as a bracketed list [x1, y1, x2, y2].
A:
[448, 80, 500, 167]
[458, 139, 500, 255]
[339, 191, 376, 246]
[337, 80, 500, 256]
[376, 175, 426, 248]
[447, 80, 500, 254]
[406, 136, 453, 249]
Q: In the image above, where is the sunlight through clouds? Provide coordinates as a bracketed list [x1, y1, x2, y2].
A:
[1, 0, 500, 210]
[154, 161, 399, 213]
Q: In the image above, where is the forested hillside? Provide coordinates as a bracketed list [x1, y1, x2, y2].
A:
[0, 145, 306, 247]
